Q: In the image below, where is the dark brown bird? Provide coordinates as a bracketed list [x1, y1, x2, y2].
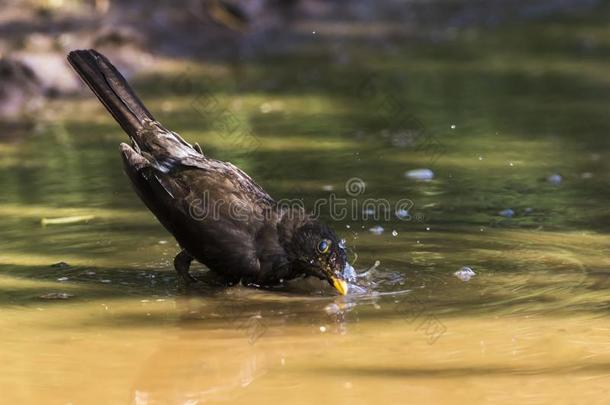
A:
[67, 49, 348, 295]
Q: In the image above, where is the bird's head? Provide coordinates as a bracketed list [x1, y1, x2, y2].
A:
[287, 221, 349, 295]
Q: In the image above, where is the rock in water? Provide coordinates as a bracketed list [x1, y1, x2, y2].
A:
[40, 292, 74, 300]
[369, 225, 384, 235]
[395, 208, 410, 220]
[454, 267, 476, 281]
[498, 208, 515, 218]
[405, 168, 434, 181]
[547, 174, 562, 185]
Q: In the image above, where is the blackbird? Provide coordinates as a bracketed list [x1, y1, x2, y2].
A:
[67, 49, 349, 295]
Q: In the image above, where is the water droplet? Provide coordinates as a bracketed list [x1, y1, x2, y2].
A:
[395, 209, 410, 219]
[363, 208, 376, 216]
[369, 226, 384, 235]
[325, 303, 341, 315]
[391, 230, 398, 236]
[342, 263, 357, 282]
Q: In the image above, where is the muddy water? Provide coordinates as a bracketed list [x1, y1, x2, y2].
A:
[2, 8, 610, 405]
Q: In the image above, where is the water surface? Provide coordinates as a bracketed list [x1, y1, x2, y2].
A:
[2, 10, 610, 404]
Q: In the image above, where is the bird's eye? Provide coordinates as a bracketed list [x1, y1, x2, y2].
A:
[317, 239, 331, 254]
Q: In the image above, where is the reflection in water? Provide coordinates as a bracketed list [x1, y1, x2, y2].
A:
[126, 294, 368, 403]
[126, 286, 446, 404]
[130, 330, 270, 404]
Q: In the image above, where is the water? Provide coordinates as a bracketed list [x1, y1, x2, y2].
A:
[2, 9, 610, 404]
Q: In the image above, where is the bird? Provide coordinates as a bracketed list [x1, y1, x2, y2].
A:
[67, 49, 349, 295]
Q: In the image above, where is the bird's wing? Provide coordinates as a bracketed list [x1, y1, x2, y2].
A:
[120, 143, 273, 279]
[132, 118, 275, 208]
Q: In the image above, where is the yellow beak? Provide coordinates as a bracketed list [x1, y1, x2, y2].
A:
[331, 277, 349, 296]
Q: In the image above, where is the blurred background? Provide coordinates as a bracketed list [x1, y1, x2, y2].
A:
[2, 1, 610, 404]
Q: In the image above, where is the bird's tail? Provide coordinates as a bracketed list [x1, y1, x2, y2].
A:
[67, 49, 154, 142]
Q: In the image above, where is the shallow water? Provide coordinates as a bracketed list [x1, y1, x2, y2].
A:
[2, 9, 610, 405]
